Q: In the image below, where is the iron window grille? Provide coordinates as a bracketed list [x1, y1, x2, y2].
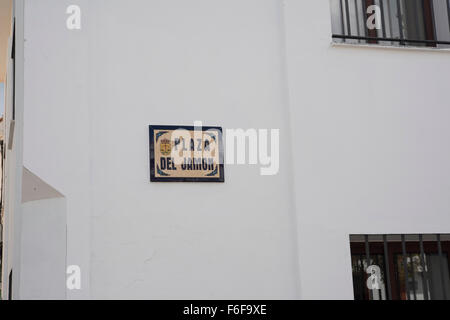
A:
[350, 234, 450, 300]
[330, 0, 450, 48]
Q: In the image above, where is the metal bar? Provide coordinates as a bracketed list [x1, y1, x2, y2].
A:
[402, 234, 410, 300]
[362, 0, 369, 38]
[447, 0, 450, 33]
[420, 0, 437, 47]
[414, 0, 423, 44]
[383, 235, 393, 300]
[375, 254, 383, 300]
[365, 235, 372, 300]
[409, 253, 417, 300]
[396, 0, 405, 44]
[331, 34, 450, 45]
[428, 253, 435, 299]
[386, 0, 395, 43]
[340, 0, 346, 42]
[345, 0, 352, 36]
[354, 0, 361, 42]
[437, 234, 448, 300]
[429, 0, 437, 42]
[419, 234, 430, 300]
[379, 0, 387, 38]
[360, 256, 367, 300]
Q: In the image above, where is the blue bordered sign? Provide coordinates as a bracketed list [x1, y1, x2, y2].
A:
[149, 125, 224, 182]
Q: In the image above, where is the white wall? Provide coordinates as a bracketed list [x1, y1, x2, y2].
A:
[23, 0, 299, 299]
[284, 0, 450, 299]
[20, 198, 66, 299]
[23, 0, 92, 299]
[19, 0, 450, 300]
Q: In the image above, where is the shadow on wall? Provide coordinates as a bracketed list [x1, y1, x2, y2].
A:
[20, 167, 67, 299]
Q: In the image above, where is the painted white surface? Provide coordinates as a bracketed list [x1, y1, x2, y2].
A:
[22, 167, 64, 202]
[23, 0, 92, 299]
[284, 0, 450, 299]
[17, 0, 450, 299]
[20, 198, 66, 299]
[22, 0, 298, 299]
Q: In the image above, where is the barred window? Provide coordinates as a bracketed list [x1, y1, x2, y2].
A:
[330, 0, 450, 48]
[350, 234, 450, 300]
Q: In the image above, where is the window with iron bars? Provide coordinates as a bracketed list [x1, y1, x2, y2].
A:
[330, 0, 450, 48]
[350, 234, 450, 300]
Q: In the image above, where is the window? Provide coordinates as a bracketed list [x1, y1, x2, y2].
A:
[330, 0, 450, 48]
[350, 234, 450, 300]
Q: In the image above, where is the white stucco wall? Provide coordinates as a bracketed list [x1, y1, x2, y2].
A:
[18, 0, 450, 299]
[23, 0, 91, 299]
[20, 198, 66, 299]
[22, 0, 299, 299]
[284, 0, 450, 299]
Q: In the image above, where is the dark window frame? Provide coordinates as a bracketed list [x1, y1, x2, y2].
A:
[351, 239, 450, 300]
[332, 0, 450, 47]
